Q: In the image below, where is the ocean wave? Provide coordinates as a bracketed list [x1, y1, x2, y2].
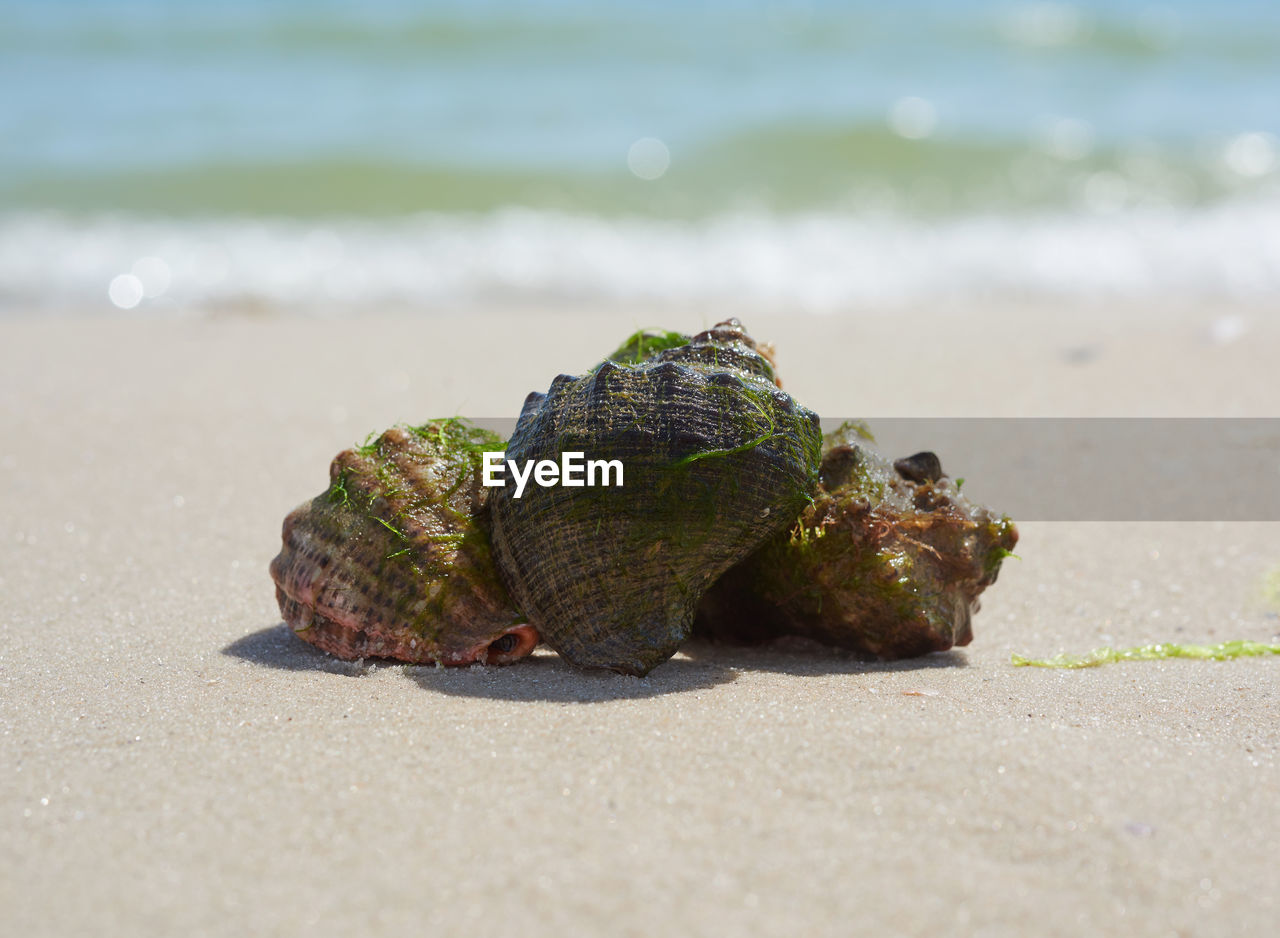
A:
[3, 203, 1280, 315]
[4, 127, 1272, 220]
[9, 2, 1280, 65]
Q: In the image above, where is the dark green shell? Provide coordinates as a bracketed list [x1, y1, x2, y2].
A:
[695, 421, 1018, 658]
[489, 320, 822, 675]
[270, 419, 527, 664]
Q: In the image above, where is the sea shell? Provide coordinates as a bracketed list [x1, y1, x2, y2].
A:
[489, 319, 823, 675]
[269, 419, 537, 665]
[695, 421, 1018, 658]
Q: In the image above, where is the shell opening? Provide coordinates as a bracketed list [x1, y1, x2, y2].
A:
[484, 625, 540, 665]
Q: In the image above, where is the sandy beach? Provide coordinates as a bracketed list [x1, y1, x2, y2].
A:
[2, 308, 1277, 937]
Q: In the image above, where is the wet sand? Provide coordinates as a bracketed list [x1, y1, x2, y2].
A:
[1, 308, 1277, 936]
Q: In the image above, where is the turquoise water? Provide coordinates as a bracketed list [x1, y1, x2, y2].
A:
[2, 0, 1279, 311]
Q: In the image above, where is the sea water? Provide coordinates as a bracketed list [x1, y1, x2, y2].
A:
[2, 0, 1278, 314]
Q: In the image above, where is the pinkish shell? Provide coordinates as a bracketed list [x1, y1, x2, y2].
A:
[270, 420, 536, 666]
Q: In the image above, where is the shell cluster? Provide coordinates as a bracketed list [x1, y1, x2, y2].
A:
[269, 320, 1016, 674]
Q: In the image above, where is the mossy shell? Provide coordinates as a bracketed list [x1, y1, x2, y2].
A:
[269, 419, 526, 664]
[490, 320, 822, 675]
[695, 422, 1018, 658]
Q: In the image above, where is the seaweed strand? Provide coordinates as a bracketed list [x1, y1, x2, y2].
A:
[1012, 639, 1280, 669]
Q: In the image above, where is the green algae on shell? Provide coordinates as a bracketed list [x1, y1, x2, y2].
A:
[269, 418, 536, 665]
[695, 421, 1018, 659]
[489, 319, 823, 675]
[605, 329, 692, 366]
[604, 325, 787, 388]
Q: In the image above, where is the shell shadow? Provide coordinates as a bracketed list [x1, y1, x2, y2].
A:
[408, 650, 738, 702]
[223, 626, 967, 699]
[222, 623, 371, 675]
[679, 638, 971, 676]
[223, 624, 739, 699]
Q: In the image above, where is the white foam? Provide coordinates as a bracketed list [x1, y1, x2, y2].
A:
[4, 201, 1280, 315]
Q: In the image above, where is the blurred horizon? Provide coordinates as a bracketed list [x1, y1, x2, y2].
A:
[3, 0, 1279, 313]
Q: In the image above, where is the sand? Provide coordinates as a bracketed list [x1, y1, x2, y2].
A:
[2, 307, 1277, 937]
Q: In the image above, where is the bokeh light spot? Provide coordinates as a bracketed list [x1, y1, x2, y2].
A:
[1223, 133, 1277, 178]
[1002, 2, 1083, 47]
[888, 97, 937, 140]
[1039, 117, 1094, 160]
[628, 137, 671, 180]
[132, 256, 171, 298]
[108, 274, 144, 309]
